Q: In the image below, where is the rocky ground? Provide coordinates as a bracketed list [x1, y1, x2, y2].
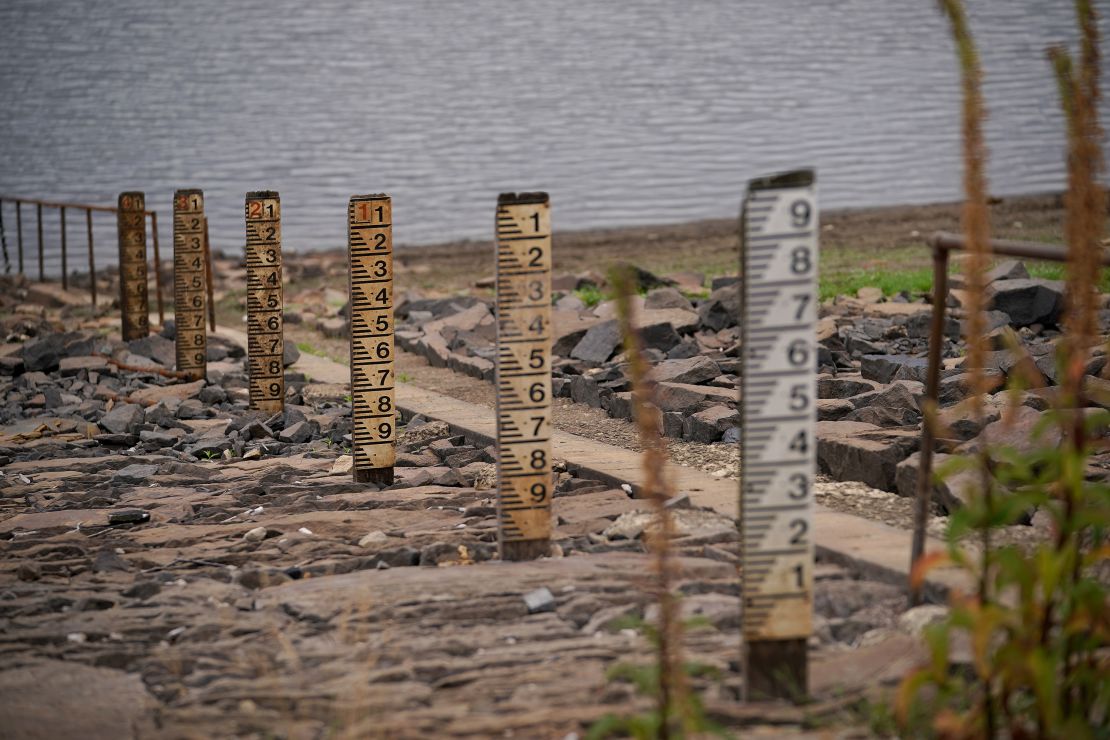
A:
[0, 284, 945, 739]
[2, 193, 1104, 737]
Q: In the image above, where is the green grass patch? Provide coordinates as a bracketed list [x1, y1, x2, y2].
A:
[574, 284, 606, 308]
[296, 341, 328, 357]
[818, 266, 935, 302]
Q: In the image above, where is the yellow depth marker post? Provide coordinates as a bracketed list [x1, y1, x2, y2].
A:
[245, 191, 284, 414]
[173, 189, 207, 380]
[116, 192, 150, 341]
[348, 194, 396, 485]
[740, 169, 818, 701]
[494, 192, 553, 561]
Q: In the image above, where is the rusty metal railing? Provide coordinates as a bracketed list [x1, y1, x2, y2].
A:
[910, 230, 1110, 603]
[0, 195, 165, 322]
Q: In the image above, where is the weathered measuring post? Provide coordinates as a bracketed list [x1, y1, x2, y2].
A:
[173, 190, 207, 381]
[348, 194, 396, 485]
[116, 192, 150, 341]
[245, 191, 284, 414]
[494, 192, 553, 561]
[739, 169, 817, 701]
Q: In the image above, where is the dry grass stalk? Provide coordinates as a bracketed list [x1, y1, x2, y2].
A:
[937, 1, 997, 734]
[611, 265, 689, 739]
[1051, 0, 1106, 403]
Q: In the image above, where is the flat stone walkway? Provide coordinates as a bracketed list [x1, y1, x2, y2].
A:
[218, 326, 970, 599]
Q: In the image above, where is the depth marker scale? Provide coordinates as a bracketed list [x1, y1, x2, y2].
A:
[348, 194, 396, 484]
[116, 192, 150, 341]
[173, 189, 207, 380]
[495, 192, 553, 561]
[740, 169, 817, 701]
[245, 191, 284, 414]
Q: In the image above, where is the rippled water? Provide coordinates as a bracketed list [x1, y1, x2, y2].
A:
[0, 0, 1106, 271]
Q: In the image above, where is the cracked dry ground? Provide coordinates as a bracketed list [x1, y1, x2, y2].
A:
[0, 421, 927, 739]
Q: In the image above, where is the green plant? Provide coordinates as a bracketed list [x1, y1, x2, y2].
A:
[396, 371, 412, 383]
[900, 3, 1110, 737]
[584, 266, 719, 739]
[574, 283, 606, 308]
[201, 450, 216, 460]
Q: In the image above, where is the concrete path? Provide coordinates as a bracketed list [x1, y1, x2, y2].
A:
[216, 325, 969, 600]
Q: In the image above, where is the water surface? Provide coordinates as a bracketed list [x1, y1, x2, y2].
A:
[0, 0, 1106, 273]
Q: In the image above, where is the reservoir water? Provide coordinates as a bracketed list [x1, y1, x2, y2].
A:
[0, 0, 1107, 270]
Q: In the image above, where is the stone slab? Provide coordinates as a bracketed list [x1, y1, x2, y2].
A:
[213, 325, 969, 598]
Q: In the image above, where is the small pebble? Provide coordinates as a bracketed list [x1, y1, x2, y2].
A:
[243, 526, 266, 542]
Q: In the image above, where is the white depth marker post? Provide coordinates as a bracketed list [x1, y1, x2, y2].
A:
[740, 169, 817, 701]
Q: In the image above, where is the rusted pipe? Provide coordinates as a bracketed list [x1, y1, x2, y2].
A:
[150, 211, 164, 324]
[910, 246, 950, 604]
[931, 230, 1110, 266]
[60, 206, 68, 290]
[16, 202, 23, 274]
[36, 203, 43, 282]
[203, 216, 216, 331]
[0, 199, 9, 274]
[86, 208, 97, 307]
[0, 196, 121, 214]
[912, 230, 1110, 602]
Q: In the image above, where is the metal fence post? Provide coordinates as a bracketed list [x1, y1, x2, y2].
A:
[16, 202, 23, 274]
[150, 211, 164, 323]
[36, 203, 44, 281]
[60, 206, 68, 290]
[86, 208, 97, 307]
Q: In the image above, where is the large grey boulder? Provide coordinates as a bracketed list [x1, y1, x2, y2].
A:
[571, 320, 622, 364]
[650, 356, 721, 385]
[100, 403, 144, 435]
[987, 278, 1064, 328]
[644, 286, 694, 311]
[861, 354, 930, 385]
[697, 285, 740, 331]
[816, 420, 920, 492]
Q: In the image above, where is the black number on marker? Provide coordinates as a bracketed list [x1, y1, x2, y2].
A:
[528, 349, 544, 368]
[378, 422, 392, 438]
[527, 247, 543, 267]
[789, 519, 808, 545]
[787, 340, 809, 367]
[530, 416, 545, 435]
[530, 449, 546, 469]
[793, 293, 810, 321]
[788, 430, 808, 455]
[789, 385, 808, 411]
[790, 246, 811, 274]
[790, 200, 811, 228]
[788, 473, 808, 499]
[530, 482, 546, 502]
[529, 383, 545, 402]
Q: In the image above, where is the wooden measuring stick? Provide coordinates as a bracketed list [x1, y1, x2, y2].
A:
[173, 190, 207, 381]
[116, 192, 150, 341]
[740, 169, 818, 702]
[495, 192, 553, 561]
[244, 191, 284, 414]
[348, 194, 396, 485]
